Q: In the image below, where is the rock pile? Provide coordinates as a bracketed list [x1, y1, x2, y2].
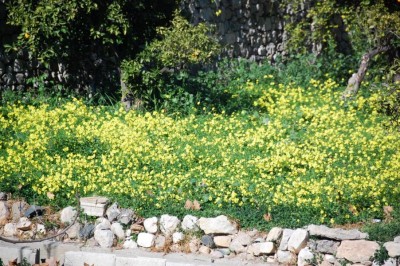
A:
[1, 195, 399, 265]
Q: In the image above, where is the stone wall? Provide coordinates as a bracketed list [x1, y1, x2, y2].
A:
[1, 194, 399, 265]
[181, 0, 309, 62]
[0, 0, 310, 94]
[0, 2, 119, 96]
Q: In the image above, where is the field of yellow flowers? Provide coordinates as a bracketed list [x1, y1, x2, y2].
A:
[0, 78, 399, 228]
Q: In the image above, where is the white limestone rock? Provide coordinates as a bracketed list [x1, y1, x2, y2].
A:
[213, 235, 232, 248]
[210, 250, 224, 259]
[313, 239, 340, 254]
[172, 232, 184, 244]
[111, 222, 125, 240]
[308, 224, 368, 240]
[106, 203, 120, 222]
[288, 229, 309, 254]
[182, 215, 199, 231]
[118, 208, 135, 225]
[248, 242, 276, 256]
[160, 214, 180, 236]
[3, 223, 17, 237]
[36, 224, 46, 235]
[0, 201, 9, 223]
[66, 222, 81, 239]
[384, 242, 400, 258]
[298, 247, 314, 266]
[123, 239, 138, 249]
[279, 229, 294, 251]
[95, 217, 111, 230]
[137, 232, 155, 248]
[266, 227, 283, 242]
[94, 229, 114, 248]
[60, 206, 77, 224]
[336, 240, 379, 263]
[199, 245, 211, 254]
[325, 254, 336, 264]
[277, 250, 298, 264]
[16, 217, 32, 231]
[198, 215, 238, 235]
[144, 217, 158, 234]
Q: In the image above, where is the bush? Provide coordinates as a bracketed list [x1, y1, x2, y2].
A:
[121, 12, 220, 112]
[186, 58, 277, 113]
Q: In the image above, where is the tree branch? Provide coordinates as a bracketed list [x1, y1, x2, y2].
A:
[341, 46, 391, 100]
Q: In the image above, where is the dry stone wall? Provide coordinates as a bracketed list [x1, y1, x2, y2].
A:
[181, 0, 309, 62]
[0, 0, 311, 93]
[0, 195, 399, 265]
[0, 2, 119, 96]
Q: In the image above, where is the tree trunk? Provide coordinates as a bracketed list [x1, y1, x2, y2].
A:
[341, 46, 390, 100]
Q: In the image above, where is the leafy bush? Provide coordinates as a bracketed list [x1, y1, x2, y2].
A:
[4, 0, 177, 99]
[373, 244, 390, 266]
[191, 58, 278, 113]
[121, 13, 220, 112]
[363, 206, 400, 243]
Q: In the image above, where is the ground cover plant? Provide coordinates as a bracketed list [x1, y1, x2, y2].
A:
[0, 76, 399, 230]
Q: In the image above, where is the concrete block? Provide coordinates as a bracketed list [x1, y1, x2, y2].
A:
[0, 246, 39, 264]
[116, 256, 166, 266]
[166, 263, 200, 266]
[64, 251, 116, 266]
[80, 196, 110, 216]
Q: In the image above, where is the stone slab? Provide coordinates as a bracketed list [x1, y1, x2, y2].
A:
[64, 251, 116, 266]
[116, 256, 166, 266]
[80, 196, 110, 217]
[0, 246, 39, 264]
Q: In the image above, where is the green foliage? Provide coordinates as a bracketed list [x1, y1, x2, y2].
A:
[285, 0, 400, 56]
[150, 13, 220, 68]
[188, 48, 355, 114]
[2, 75, 400, 229]
[191, 58, 278, 113]
[363, 219, 400, 243]
[373, 244, 390, 266]
[275, 47, 356, 87]
[285, 0, 344, 54]
[349, 1, 400, 53]
[19, 258, 31, 266]
[3, 0, 177, 101]
[121, 12, 220, 111]
[5, 0, 126, 61]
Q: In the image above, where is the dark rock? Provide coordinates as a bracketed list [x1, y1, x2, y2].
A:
[201, 235, 216, 248]
[24, 205, 45, 218]
[79, 223, 95, 240]
[0, 61, 4, 76]
[13, 59, 24, 72]
[2, 73, 15, 85]
[0, 192, 7, 201]
[15, 73, 25, 84]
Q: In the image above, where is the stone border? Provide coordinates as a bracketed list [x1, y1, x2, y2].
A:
[1, 196, 399, 265]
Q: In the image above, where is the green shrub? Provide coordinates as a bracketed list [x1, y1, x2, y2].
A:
[363, 220, 400, 243]
[121, 12, 220, 112]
